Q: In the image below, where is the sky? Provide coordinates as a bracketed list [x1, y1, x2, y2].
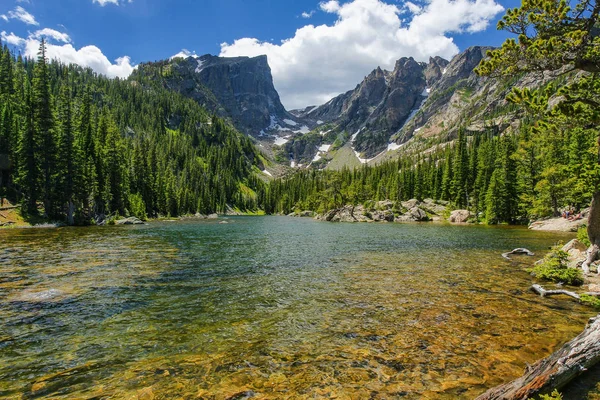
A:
[0, 0, 521, 110]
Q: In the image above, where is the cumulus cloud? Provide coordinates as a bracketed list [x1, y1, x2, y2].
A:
[2, 31, 135, 79]
[220, 0, 503, 109]
[320, 1, 342, 13]
[1, 31, 25, 46]
[31, 28, 71, 43]
[2, 6, 38, 26]
[301, 11, 315, 18]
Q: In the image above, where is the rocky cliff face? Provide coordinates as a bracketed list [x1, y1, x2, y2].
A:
[132, 54, 296, 136]
[293, 56, 451, 158]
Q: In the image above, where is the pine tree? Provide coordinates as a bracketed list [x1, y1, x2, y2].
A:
[32, 39, 57, 217]
[56, 81, 77, 224]
[17, 80, 37, 214]
[451, 128, 469, 208]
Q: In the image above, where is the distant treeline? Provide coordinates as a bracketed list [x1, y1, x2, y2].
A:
[263, 121, 598, 223]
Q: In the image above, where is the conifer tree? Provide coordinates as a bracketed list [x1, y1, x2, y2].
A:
[32, 39, 57, 217]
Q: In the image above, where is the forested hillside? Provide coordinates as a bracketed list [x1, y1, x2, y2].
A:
[0, 40, 264, 225]
[265, 119, 598, 223]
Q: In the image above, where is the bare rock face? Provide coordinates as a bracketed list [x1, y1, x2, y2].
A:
[449, 210, 472, 223]
[295, 57, 446, 158]
[529, 210, 588, 232]
[131, 54, 295, 136]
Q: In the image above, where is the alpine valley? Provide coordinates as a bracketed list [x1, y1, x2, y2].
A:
[2, 0, 600, 398]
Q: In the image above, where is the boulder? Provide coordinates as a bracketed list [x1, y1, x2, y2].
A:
[299, 210, 315, 218]
[401, 199, 420, 209]
[371, 210, 395, 222]
[375, 200, 394, 211]
[409, 207, 429, 221]
[449, 210, 472, 223]
[115, 217, 145, 225]
[562, 239, 588, 269]
[207, 213, 219, 219]
[396, 207, 429, 222]
[529, 215, 586, 232]
[421, 199, 447, 215]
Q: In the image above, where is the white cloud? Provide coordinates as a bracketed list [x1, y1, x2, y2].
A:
[301, 11, 315, 18]
[220, 0, 503, 109]
[3, 31, 135, 79]
[1, 31, 26, 46]
[92, 0, 132, 6]
[320, 1, 341, 13]
[0, 15, 8, 22]
[32, 28, 71, 43]
[5, 6, 38, 26]
[93, 0, 119, 5]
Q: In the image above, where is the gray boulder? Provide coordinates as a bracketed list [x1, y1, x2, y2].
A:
[401, 199, 420, 209]
[449, 210, 472, 223]
[396, 207, 429, 222]
[562, 239, 588, 269]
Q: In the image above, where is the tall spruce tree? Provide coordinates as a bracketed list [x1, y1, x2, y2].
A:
[32, 39, 57, 217]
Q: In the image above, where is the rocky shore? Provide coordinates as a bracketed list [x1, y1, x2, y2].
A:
[289, 199, 474, 224]
[529, 209, 589, 232]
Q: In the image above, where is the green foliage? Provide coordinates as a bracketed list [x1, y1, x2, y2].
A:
[579, 294, 600, 309]
[578, 225, 591, 247]
[534, 390, 563, 400]
[0, 40, 264, 225]
[128, 193, 147, 221]
[531, 246, 584, 286]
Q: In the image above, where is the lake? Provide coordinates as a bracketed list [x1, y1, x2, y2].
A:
[0, 217, 594, 399]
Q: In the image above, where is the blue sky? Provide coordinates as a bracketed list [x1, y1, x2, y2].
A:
[1, 0, 521, 108]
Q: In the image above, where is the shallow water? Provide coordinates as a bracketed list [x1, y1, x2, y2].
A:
[0, 217, 594, 399]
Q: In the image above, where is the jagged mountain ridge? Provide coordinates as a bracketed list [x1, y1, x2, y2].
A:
[293, 56, 450, 158]
[282, 45, 546, 170]
[131, 46, 549, 174]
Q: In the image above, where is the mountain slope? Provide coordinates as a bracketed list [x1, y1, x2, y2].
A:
[281, 46, 560, 170]
[131, 54, 298, 136]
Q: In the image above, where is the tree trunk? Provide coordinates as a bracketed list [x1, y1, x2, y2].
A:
[66, 200, 75, 226]
[476, 315, 600, 400]
[582, 191, 600, 274]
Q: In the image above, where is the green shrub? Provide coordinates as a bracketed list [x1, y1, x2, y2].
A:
[578, 225, 591, 247]
[580, 294, 600, 308]
[530, 246, 584, 286]
[534, 390, 563, 400]
[128, 193, 148, 221]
